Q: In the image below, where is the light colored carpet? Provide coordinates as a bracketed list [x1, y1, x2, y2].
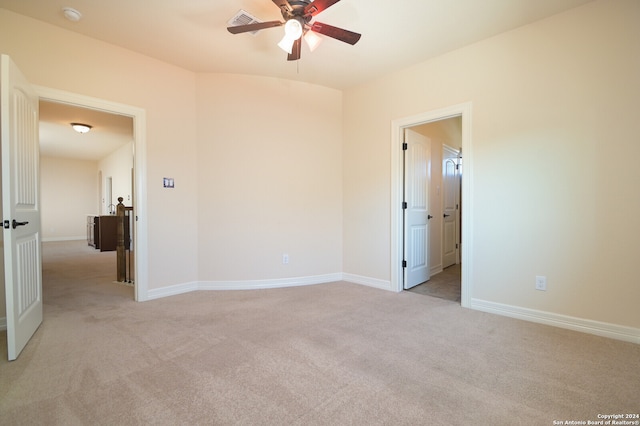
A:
[1, 241, 638, 425]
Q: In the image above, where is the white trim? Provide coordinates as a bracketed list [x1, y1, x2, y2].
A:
[342, 273, 393, 291]
[42, 236, 85, 242]
[430, 265, 443, 276]
[107, 273, 394, 301]
[146, 274, 343, 301]
[391, 102, 473, 307]
[34, 86, 149, 302]
[146, 282, 199, 301]
[0, 316, 6, 331]
[471, 298, 640, 344]
[198, 273, 343, 291]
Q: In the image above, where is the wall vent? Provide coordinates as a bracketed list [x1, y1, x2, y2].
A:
[227, 10, 263, 36]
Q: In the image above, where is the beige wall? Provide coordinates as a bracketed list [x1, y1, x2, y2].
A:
[0, 9, 200, 290]
[99, 141, 134, 214]
[343, 0, 640, 328]
[40, 143, 132, 242]
[41, 156, 98, 241]
[196, 74, 343, 281]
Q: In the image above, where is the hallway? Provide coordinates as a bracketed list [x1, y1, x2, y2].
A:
[407, 263, 461, 302]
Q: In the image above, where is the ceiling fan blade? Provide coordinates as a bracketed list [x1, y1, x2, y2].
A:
[272, 0, 293, 13]
[304, 0, 341, 17]
[227, 20, 283, 34]
[310, 21, 361, 45]
[287, 38, 302, 61]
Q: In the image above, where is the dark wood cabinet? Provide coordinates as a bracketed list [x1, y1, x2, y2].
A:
[87, 215, 124, 252]
[87, 215, 99, 248]
[98, 216, 117, 251]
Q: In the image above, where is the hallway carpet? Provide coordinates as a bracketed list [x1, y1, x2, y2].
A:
[408, 263, 461, 302]
[1, 241, 638, 425]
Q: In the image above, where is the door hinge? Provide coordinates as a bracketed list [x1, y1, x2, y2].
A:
[402, 201, 407, 209]
[402, 142, 408, 151]
[402, 260, 407, 268]
[456, 244, 459, 249]
[456, 163, 460, 170]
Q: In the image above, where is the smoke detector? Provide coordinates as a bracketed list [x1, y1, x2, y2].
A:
[62, 7, 82, 22]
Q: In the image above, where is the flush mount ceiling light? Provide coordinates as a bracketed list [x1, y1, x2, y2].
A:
[71, 123, 92, 134]
[62, 7, 82, 22]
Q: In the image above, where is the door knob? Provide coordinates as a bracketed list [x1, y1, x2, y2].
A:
[444, 213, 450, 218]
[427, 215, 433, 220]
[12, 219, 29, 229]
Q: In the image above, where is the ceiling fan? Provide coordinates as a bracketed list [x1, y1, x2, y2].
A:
[227, 0, 361, 61]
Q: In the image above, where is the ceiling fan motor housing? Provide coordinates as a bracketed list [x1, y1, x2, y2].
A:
[279, 0, 314, 24]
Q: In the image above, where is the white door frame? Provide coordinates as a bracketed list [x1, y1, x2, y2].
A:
[391, 102, 473, 307]
[34, 86, 149, 302]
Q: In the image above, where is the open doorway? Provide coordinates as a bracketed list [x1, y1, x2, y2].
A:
[391, 102, 473, 307]
[404, 118, 462, 302]
[36, 86, 148, 301]
[39, 99, 135, 295]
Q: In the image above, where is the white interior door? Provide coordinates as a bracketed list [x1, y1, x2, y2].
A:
[442, 145, 460, 269]
[1, 54, 42, 361]
[404, 128, 431, 289]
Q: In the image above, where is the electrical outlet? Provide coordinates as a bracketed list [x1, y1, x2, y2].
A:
[282, 254, 289, 265]
[535, 275, 547, 291]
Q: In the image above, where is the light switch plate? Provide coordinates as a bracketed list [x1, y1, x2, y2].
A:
[163, 177, 175, 188]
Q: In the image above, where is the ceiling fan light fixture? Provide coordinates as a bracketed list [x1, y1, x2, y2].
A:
[304, 30, 322, 52]
[278, 18, 303, 54]
[278, 35, 295, 54]
[278, 18, 302, 55]
[283, 19, 303, 40]
[71, 123, 92, 134]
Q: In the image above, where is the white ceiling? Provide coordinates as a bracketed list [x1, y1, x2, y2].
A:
[2, 0, 594, 90]
[4, 0, 594, 161]
[39, 101, 133, 161]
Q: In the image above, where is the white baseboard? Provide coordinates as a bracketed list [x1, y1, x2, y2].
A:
[146, 273, 343, 301]
[342, 273, 393, 291]
[471, 298, 640, 344]
[146, 281, 199, 301]
[198, 273, 343, 291]
[0, 316, 6, 331]
[42, 236, 86, 242]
